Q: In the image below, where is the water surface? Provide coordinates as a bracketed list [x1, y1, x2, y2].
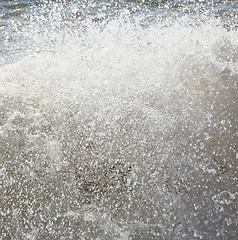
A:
[0, 0, 237, 239]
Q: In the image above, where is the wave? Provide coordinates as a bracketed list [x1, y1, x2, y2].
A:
[0, 3, 237, 239]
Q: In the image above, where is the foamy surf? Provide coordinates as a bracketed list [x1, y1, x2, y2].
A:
[0, 1, 237, 239]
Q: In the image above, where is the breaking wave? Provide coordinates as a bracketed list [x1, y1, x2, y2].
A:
[0, 1, 237, 239]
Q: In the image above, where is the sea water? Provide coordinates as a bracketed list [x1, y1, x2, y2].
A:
[0, 0, 237, 239]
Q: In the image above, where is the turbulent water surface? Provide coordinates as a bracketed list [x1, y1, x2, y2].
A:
[0, 0, 238, 239]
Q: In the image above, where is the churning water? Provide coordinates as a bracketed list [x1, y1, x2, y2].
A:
[0, 0, 237, 239]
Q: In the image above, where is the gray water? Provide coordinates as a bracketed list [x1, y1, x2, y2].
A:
[0, 0, 237, 239]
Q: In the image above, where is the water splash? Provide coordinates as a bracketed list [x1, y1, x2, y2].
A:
[0, 1, 237, 239]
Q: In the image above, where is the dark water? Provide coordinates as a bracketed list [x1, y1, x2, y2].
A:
[0, 1, 238, 239]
